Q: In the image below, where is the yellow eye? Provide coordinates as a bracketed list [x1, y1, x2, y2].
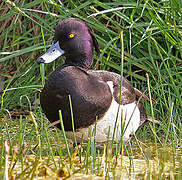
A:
[68, 33, 75, 38]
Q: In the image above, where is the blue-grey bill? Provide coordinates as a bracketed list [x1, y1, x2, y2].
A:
[39, 41, 65, 63]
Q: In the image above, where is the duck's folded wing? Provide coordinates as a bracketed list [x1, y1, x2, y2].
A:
[88, 70, 136, 105]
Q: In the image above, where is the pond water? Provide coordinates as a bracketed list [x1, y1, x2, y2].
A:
[1, 141, 181, 179]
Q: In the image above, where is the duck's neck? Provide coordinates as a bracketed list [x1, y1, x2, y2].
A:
[65, 55, 93, 68]
[65, 45, 93, 68]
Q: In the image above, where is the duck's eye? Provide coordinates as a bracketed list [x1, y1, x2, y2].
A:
[68, 33, 75, 39]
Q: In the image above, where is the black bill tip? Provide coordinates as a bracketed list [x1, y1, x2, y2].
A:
[37, 57, 45, 64]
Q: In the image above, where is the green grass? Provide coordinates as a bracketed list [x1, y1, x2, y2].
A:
[0, 0, 182, 179]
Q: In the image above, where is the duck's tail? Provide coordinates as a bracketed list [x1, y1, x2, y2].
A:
[134, 88, 157, 104]
[146, 115, 161, 125]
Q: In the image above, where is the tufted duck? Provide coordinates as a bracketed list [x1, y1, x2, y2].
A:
[37, 18, 158, 144]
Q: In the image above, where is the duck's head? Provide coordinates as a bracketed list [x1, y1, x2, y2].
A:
[37, 18, 100, 68]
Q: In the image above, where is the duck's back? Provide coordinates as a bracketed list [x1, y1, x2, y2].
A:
[40, 65, 112, 131]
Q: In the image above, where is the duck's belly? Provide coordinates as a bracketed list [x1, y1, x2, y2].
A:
[66, 97, 140, 144]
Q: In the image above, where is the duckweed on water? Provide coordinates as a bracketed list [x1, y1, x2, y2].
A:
[0, 115, 181, 179]
[0, 143, 181, 179]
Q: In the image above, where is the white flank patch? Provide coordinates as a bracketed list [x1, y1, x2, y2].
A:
[66, 81, 140, 144]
